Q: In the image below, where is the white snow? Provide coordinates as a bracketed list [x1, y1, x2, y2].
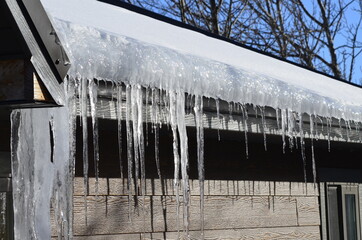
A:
[40, 0, 362, 123]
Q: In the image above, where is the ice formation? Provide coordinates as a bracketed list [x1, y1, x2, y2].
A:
[11, 107, 74, 239]
[8, 0, 362, 239]
[0, 192, 7, 237]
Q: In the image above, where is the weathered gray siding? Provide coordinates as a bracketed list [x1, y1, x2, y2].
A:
[63, 177, 321, 240]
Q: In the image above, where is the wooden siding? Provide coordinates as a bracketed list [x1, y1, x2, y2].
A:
[62, 177, 321, 239]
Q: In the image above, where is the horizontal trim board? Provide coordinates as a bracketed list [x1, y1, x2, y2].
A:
[77, 96, 362, 143]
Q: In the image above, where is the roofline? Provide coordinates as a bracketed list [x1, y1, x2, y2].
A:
[77, 80, 362, 143]
[99, 0, 362, 89]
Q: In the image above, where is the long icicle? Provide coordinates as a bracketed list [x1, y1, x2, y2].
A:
[153, 89, 161, 179]
[287, 109, 295, 151]
[309, 115, 317, 188]
[194, 95, 205, 240]
[299, 113, 307, 185]
[176, 91, 190, 238]
[80, 78, 89, 225]
[260, 106, 267, 151]
[117, 84, 123, 177]
[65, 77, 77, 239]
[89, 79, 100, 196]
[125, 84, 134, 220]
[169, 91, 181, 237]
[215, 99, 221, 141]
[131, 86, 140, 198]
[136, 85, 147, 233]
[241, 105, 249, 159]
[281, 109, 287, 153]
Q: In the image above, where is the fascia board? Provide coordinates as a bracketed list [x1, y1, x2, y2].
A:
[4, 0, 70, 106]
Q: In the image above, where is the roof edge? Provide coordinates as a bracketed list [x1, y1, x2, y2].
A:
[99, 0, 361, 89]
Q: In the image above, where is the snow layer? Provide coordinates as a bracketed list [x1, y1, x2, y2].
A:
[41, 0, 362, 123]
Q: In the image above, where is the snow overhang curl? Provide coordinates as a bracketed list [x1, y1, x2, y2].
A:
[42, 0, 362, 123]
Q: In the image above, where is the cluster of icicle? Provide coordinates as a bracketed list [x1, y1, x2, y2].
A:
[75, 76, 205, 239]
[10, 78, 77, 240]
[73, 76, 362, 240]
[9, 74, 362, 239]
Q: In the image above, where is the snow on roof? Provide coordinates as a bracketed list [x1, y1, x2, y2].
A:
[41, 0, 362, 122]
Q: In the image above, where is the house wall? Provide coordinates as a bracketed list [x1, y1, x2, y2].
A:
[48, 118, 362, 239]
[69, 178, 320, 240]
[65, 119, 323, 239]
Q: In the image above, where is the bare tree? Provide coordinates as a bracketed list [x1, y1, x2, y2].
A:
[127, 0, 362, 83]
[289, 0, 362, 80]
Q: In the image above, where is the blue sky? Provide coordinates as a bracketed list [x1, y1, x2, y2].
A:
[302, 0, 362, 84]
[135, 0, 362, 84]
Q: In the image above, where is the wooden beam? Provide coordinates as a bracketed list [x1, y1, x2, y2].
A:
[0, 59, 55, 105]
[33, 73, 52, 102]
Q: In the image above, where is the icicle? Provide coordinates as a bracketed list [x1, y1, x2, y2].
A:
[298, 113, 307, 185]
[346, 120, 351, 141]
[153, 89, 161, 179]
[241, 105, 249, 159]
[309, 115, 317, 188]
[194, 95, 205, 239]
[11, 107, 72, 239]
[89, 79, 100, 196]
[315, 117, 323, 140]
[260, 106, 267, 151]
[281, 109, 287, 153]
[228, 102, 233, 120]
[287, 110, 295, 151]
[131, 86, 140, 196]
[276, 108, 280, 130]
[253, 105, 258, 118]
[0, 193, 6, 237]
[169, 91, 181, 237]
[215, 99, 221, 141]
[163, 91, 170, 124]
[145, 87, 149, 147]
[327, 117, 332, 151]
[176, 91, 190, 238]
[80, 78, 89, 224]
[117, 84, 123, 177]
[338, 119, 343, 139]
[65, 77, 77, 239]
[136, 85, 146, 197]
[125, 84, 134, 220]
[49, 116, 63, 239]
[134, 85, 147, 234]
